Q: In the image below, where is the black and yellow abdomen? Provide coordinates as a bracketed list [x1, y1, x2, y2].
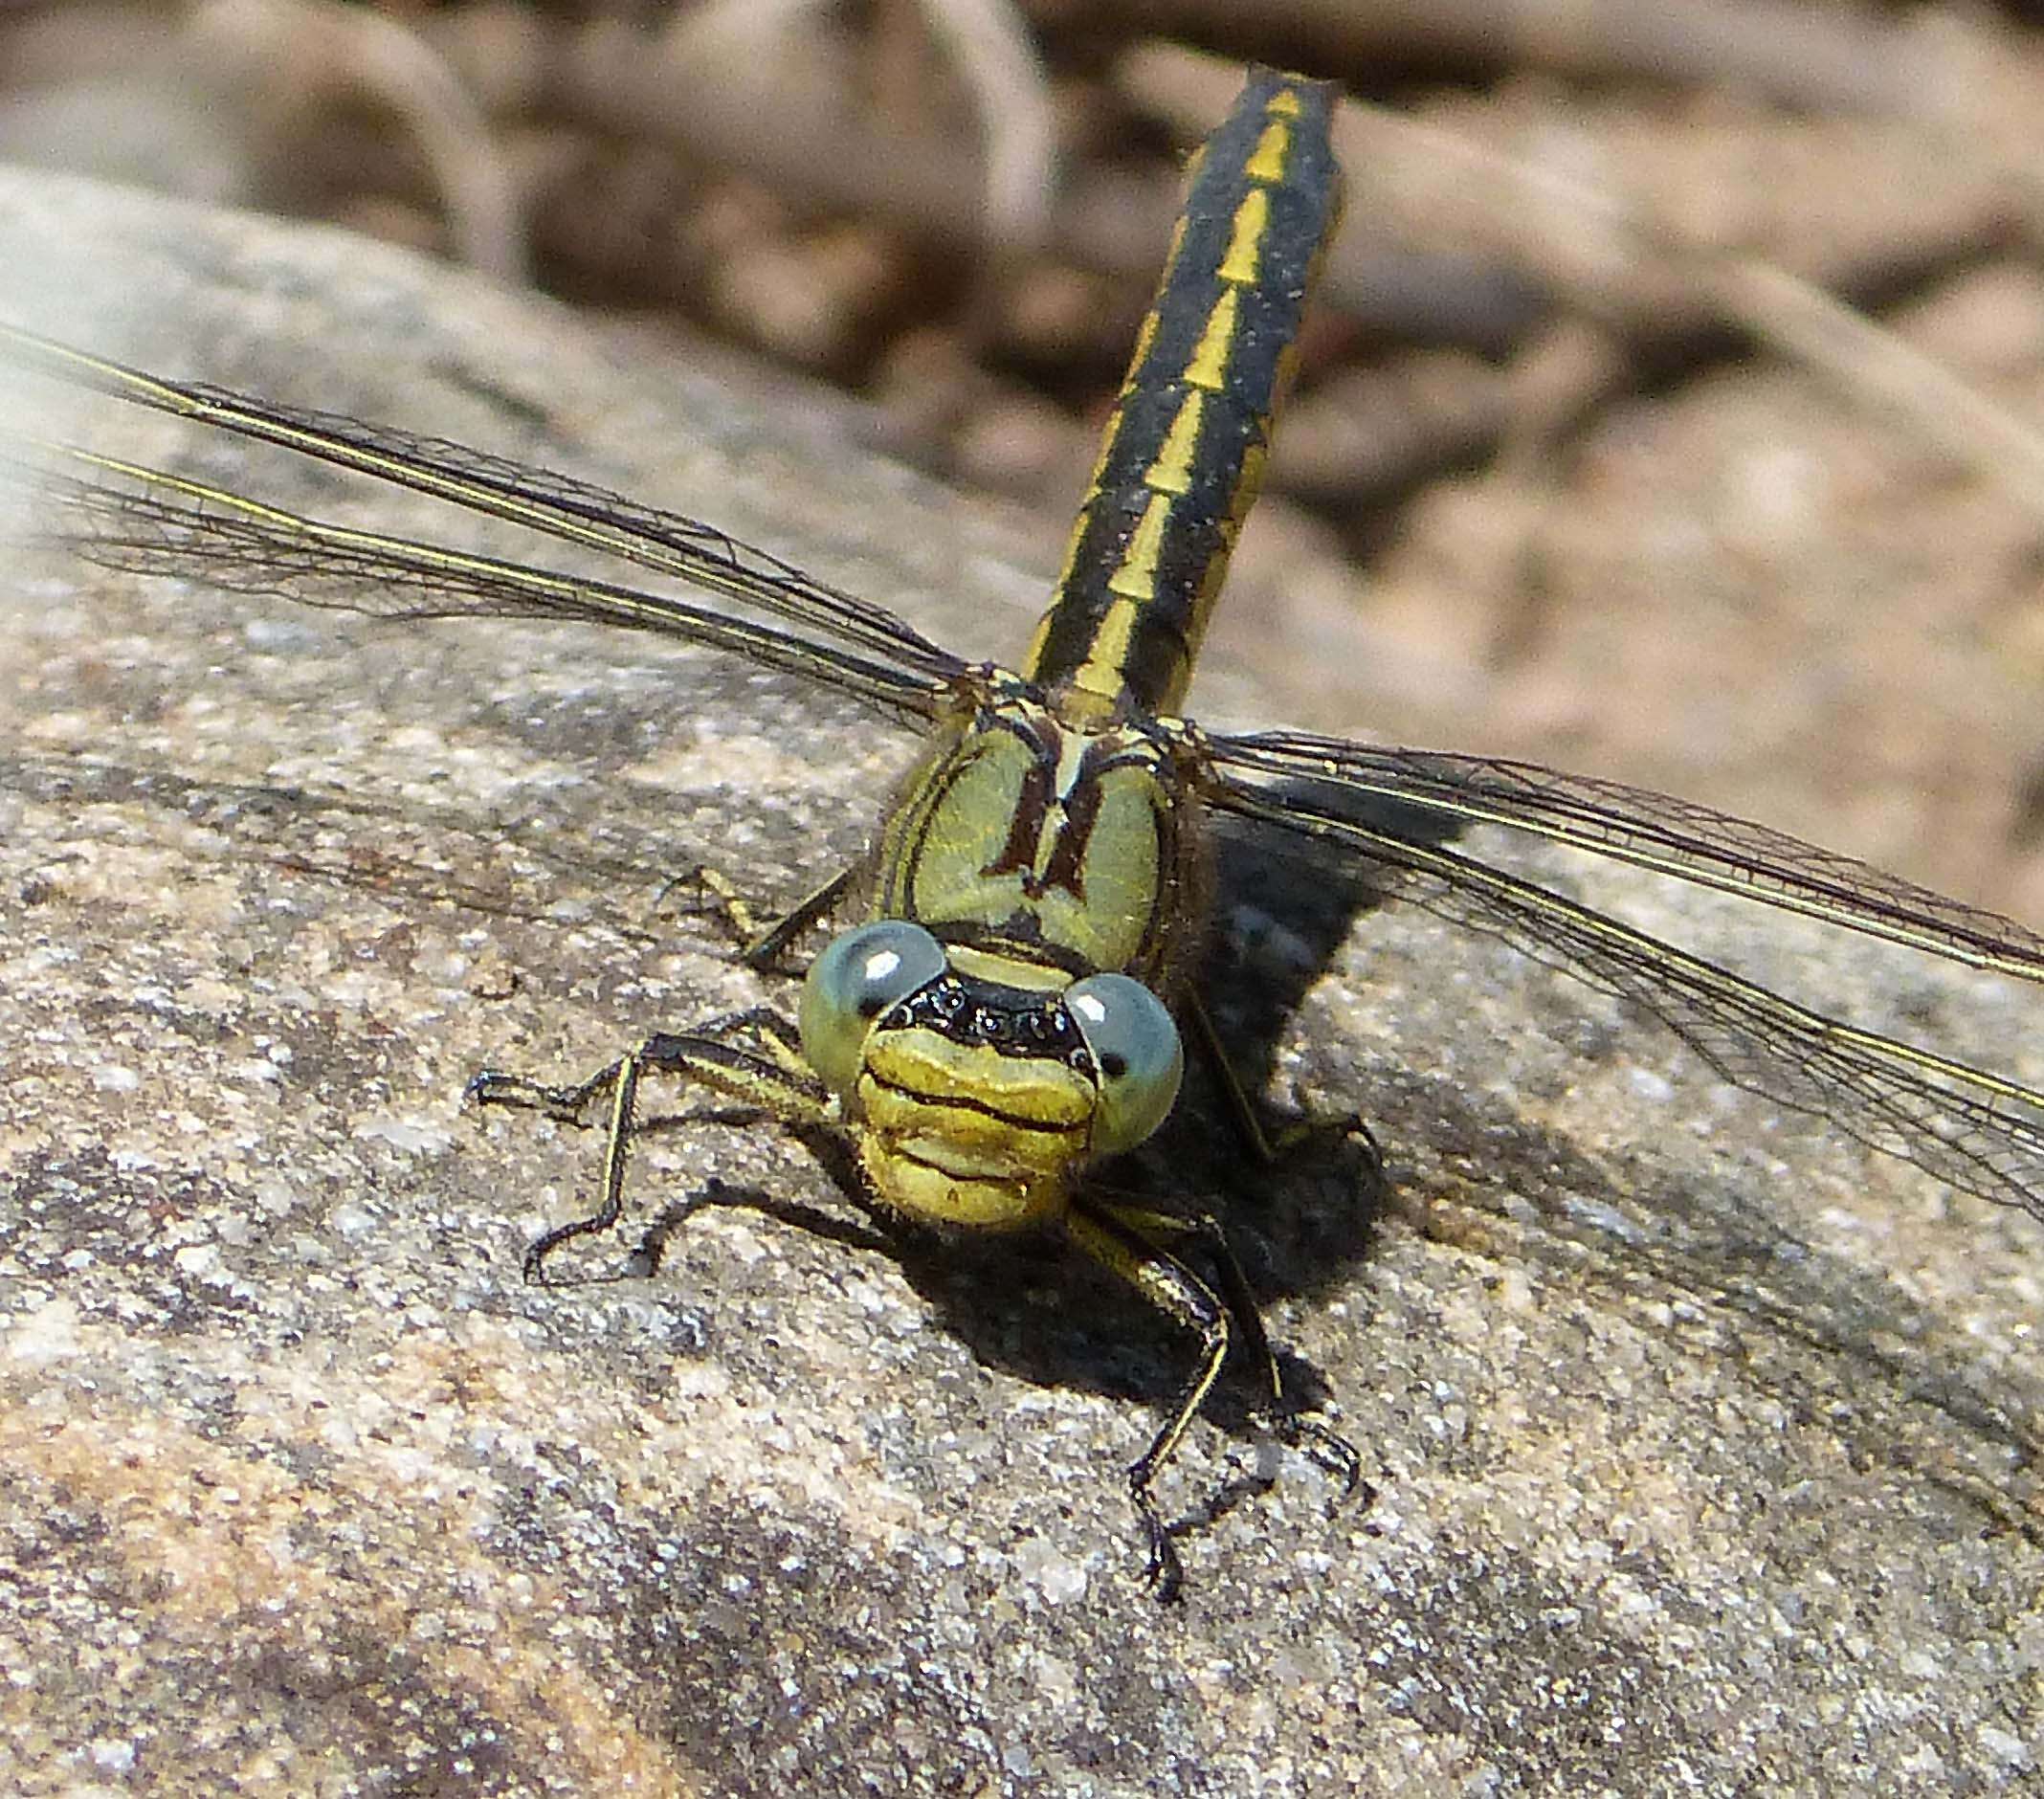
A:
[1024, 69, 1342, 722]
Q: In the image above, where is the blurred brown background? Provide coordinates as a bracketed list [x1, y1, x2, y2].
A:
[6, 0, 2044, 917]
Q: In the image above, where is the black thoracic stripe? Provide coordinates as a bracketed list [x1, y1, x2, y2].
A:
[1026, 67, 1342, 719]
[1035, 737, 1113, 900]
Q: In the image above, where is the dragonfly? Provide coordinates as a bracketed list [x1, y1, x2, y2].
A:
[5, 67, 2043, 1600]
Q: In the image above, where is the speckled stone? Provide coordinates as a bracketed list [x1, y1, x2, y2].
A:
[0, 167, 2039, 1798]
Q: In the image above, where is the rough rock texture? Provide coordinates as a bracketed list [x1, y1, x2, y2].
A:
[0, 169, 2039, 1796]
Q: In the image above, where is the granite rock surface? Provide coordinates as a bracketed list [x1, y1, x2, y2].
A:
[0, 168, 2039, 1797]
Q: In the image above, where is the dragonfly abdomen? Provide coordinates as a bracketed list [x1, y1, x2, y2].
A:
[1026, 68, 1343, 722]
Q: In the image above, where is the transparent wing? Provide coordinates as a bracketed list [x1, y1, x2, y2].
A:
[0, 322, 966, 723]
[1207, 743, 2044, 1222]
[11, 321, 2044, 1219]
[1211, 732, 2044, 980]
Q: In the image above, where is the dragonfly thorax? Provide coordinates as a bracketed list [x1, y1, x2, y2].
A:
[871, 685, 1209, 991]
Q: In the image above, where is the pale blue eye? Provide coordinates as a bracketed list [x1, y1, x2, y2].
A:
[799, 921, 948, 1096]
[1066, 973, 1183, 1155]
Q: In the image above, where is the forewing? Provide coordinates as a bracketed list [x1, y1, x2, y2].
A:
[1206, 744, 2044, 1222]
[1214, 731, 2044, 982]
[0, 323, 965, 722]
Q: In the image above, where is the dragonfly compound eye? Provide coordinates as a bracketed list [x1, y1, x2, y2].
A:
[799, 920, 949, 1096]
[1064, 972, 1184, 1156]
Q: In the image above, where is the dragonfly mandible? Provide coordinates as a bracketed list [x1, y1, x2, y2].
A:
[6, 67, 2043, 1600]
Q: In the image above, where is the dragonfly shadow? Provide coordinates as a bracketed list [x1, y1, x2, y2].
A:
[1196, 781, 1456, 1106]
[564, 1109, 1370, 1443]
[1144, 779, 1466, 1283]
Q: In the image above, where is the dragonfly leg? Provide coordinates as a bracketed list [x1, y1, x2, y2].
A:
[664, 862, 863, 970]
[1184, 990, 1383, 1175]
[741, 862, 863, 970]
[1100, 1200, 1364, 1489]
[1066, 1195, 1362, 1601]
[467, 1011, 832, 1284]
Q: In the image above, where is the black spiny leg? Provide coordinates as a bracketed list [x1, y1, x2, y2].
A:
[1185, 989, 1383, 1175]
[1114, 1199, 1363, 1498]
[467, 1008, 832, 1283]
[1065, 1196, 1362, 1601]
[679, 862, 862, 971]
[474, 859, 853, 1282]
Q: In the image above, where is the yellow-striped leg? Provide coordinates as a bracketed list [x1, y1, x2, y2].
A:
[663, 862, 863, 970]
[1184, 988, 1385, 1171]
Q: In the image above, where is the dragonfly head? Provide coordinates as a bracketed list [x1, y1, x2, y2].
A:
[798, 920, 1183, 1229]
